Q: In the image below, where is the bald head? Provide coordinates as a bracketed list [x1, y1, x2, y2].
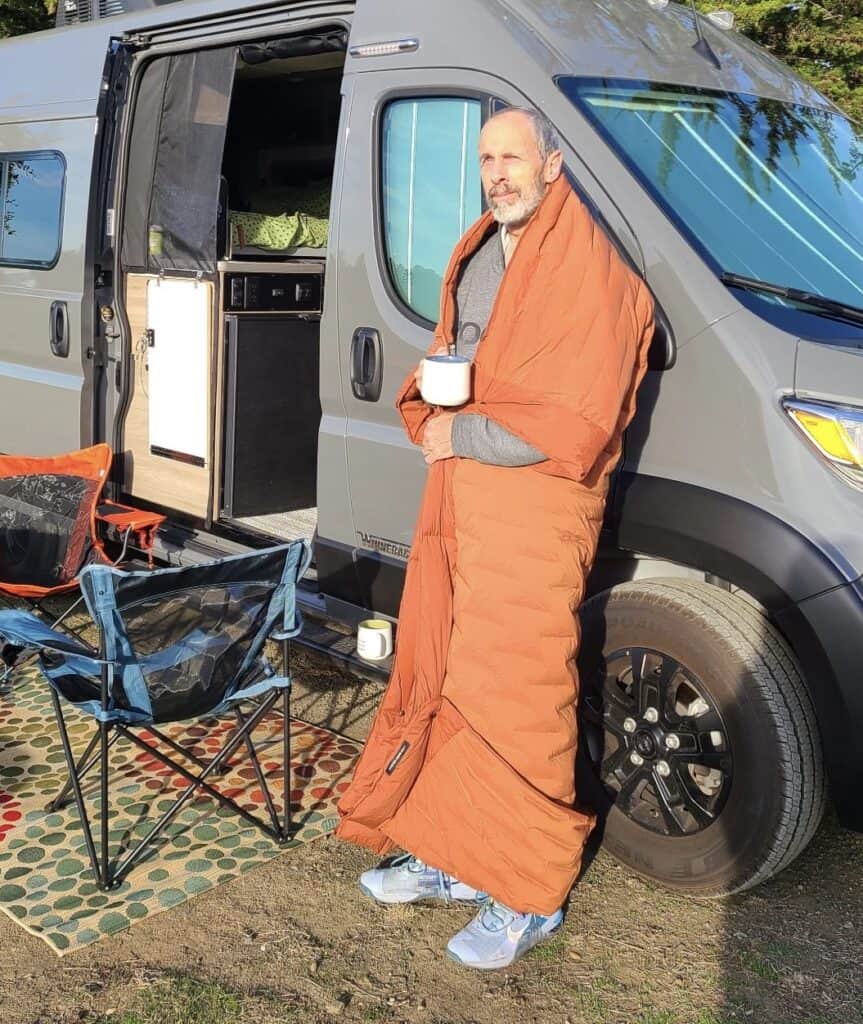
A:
[478, 108, 563, 234]
[485, 108, 561, 161]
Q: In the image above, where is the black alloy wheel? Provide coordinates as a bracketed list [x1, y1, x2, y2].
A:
[587, 646, 733, 837]
[576, 580, 825, 895]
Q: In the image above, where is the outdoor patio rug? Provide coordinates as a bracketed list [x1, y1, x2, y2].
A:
[0, 667, 361, 955]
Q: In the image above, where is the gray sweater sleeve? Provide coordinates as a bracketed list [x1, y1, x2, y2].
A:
[451, 413, 546, 467]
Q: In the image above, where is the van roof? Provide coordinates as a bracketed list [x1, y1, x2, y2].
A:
[0, 0, 350, 120]
[0, 0, 835, 123]
[496, 0, 832, 112]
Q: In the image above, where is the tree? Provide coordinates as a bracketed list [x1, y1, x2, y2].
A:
[695, 0, 863, 121]
[0, 0, 54, 37]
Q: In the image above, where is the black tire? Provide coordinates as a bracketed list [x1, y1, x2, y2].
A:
[577, 579, 826, 896]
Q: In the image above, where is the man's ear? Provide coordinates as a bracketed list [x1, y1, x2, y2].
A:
[544, 149, 563, 183]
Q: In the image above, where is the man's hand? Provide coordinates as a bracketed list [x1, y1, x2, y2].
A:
[422, 412, 456, 464]
[413, 345, 449, 393]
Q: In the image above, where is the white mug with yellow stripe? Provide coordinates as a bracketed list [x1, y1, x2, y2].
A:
[357, 619, 393, 661]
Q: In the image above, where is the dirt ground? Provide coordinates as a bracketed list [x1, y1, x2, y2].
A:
[0, 646, 860, 1024]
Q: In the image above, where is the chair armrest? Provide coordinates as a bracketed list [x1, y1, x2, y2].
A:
[0, 609, 101, 660]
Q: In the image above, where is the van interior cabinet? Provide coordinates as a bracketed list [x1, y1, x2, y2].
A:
[221, 313, 321, 518]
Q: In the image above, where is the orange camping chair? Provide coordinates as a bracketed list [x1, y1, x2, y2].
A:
[0, 444, 165, 628]
[0, 444, 113, 603]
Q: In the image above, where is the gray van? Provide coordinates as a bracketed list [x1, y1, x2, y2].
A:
[1, 0, 862, 898]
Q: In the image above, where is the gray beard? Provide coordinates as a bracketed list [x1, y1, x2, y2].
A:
[487, 179, 546, 227]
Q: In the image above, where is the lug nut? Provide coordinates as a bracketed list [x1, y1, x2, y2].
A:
[623, 717, 637, 734]
[644, 707, 659, 724]
[664, 734, 680, 750]
[655, 760, 671, 777]
[630, 751, 644, 766]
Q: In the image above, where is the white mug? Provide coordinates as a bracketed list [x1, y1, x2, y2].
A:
[357, 618, 394, 661]
[420, 354, 471, 407]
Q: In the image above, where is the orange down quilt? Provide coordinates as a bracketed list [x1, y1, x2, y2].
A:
[336, 176, 656, 914]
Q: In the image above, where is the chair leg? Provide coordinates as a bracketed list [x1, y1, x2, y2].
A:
[144, 724, 218, 775]
[50, 691, 111, 889]
[283, 680, 292, 841]
[100, 718, 111, 889]
[48, 593, 86, 634]
[111, 691, 283, 883]
[235, 706, 283, 839]
[282, 635, 292, 840]
[45, 730, 99, 812]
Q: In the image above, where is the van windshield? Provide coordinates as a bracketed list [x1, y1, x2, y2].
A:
[559, 78, 863, 316]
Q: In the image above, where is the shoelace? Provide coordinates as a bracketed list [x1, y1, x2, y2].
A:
[478, 898, 519, 932]
[403, 856, 460, 902]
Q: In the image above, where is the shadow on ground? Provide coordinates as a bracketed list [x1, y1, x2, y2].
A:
[0, 634, 858, 1024]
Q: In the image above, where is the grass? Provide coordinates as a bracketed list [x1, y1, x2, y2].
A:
[530, 933, 566, 962]
[638, 1013, 733, 1024]
[739, 948, 781, 981]
[95, 975, 243, 1024]
[573, 961, 626, 1023]
[362, 1007, 394, 1023]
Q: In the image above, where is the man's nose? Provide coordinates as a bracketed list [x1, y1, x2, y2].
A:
[488, 161, 507, 182]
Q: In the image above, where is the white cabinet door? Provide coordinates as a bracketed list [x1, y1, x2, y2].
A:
[146, 277, 209, 464]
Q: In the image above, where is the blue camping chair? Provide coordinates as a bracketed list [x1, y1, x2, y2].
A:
[0, 541, 311, 890]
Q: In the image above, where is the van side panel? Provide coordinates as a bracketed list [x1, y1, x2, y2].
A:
[0, 118, 95, 455]
[0, 28, 106, 124]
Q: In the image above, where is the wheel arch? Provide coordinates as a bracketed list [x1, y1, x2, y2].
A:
[592, 472, 863, 831]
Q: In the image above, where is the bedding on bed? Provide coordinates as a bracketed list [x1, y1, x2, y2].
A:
[229, 180, 331, 252]
[230, 210, 328, 251]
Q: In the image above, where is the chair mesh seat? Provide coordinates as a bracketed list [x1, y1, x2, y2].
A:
[122, 581, 274, 723]
[0, 445, 111, 600]
[0, 473, 100, 588]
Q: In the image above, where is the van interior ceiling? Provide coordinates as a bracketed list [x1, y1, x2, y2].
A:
[117, 28, 347, 549]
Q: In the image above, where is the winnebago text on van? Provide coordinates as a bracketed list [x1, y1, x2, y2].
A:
[2, 0, 862, 896]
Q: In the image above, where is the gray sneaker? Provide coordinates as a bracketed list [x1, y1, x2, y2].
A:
[446, 899, 564, 969]
[359, 854, 482, 905]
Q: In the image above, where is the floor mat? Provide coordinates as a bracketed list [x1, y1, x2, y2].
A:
[0, 669, 360, 955]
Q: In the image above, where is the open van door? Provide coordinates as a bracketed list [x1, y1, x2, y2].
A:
[106, 4, 353, 523]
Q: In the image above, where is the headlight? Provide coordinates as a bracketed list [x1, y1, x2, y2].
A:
[783, 398, 863, 487]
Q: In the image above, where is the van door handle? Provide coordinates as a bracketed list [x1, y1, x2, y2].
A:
[49, 301, 70, 359]
[350, 327, 383, 401]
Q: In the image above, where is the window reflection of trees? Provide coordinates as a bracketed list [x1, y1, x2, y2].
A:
[1, 160, 40, 240]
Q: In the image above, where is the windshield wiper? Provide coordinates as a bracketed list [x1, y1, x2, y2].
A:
[720, 272, 863, 328]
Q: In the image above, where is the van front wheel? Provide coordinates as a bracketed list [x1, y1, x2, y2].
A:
[576, 580, 826, 896]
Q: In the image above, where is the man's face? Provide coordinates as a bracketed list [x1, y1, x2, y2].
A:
[479, 112, 560, 229]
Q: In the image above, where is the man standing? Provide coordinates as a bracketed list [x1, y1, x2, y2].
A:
[337, 108, 655, 970]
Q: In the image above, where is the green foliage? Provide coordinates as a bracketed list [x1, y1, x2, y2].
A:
[94, 975, 244, 1024]
[0, 0, 54, 38]
[694, 0, 863, 121]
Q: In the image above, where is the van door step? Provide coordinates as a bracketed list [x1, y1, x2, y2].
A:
[149, 522, 318, 581]
[293, 619, 391, 682]
[149, 523, 387, 679]
[150, 522, 253, 567]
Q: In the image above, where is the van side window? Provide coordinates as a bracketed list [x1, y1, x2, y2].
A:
[0, 153, 65, 269]
[381, 98, 482, 323]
